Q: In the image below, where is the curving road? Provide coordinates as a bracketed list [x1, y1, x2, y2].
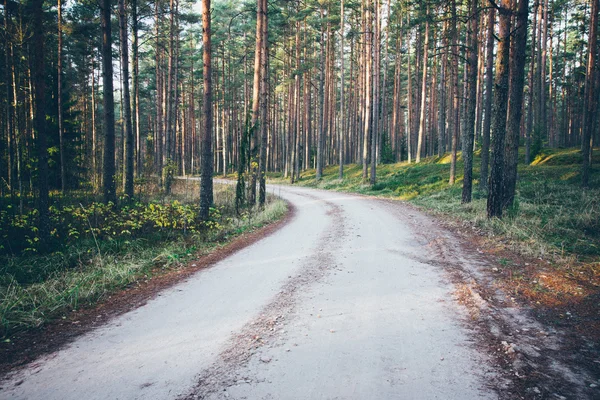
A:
[0, 183, 497, 400]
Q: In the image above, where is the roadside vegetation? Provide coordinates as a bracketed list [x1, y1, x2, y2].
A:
[271, 147, 600, 320]
[0, 182, 287, 338]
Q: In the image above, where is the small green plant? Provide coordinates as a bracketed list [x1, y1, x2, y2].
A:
[0, 183, 288, 338]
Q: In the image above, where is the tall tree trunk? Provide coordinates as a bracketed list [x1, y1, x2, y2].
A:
[58, 0, 66, 191]
[102, 0, 117, 204]
[582, 0, 599, 187]
[119, 0, 134, 198]
[503, 0, 530, 207]
[438, 20, 448, 157]
[91, 57, 98, 189]
[316, 8, 325, 180]
[132, 0, 141, 177]
[339, 0, 345, 179]
[370, 0, 379, 185]
[461, 0, 479, 203]
[32, 0, 49, 239]
[258, 0, 268, 206]
[540, 0, 549, 143]
[480, 6, 495, 190]
[248, 0, 264, 203]
[449, 0, 459, 184]
[363, 0, 372, 181]
[155, 0, 163, 185]
[416, 5, 429, 163]
[487, 0, 512, 218]
[199, 0, 213, 220]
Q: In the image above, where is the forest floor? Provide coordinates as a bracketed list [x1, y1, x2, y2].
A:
[0, 182, 288, 374]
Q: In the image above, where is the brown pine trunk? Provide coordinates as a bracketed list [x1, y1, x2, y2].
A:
[370, 0, 379, 184]
[258, 0, 268, 206]
[249, 0, 264, 202]
[58, 0, 66, 191]
[449, 0, 459, 184]
[503, 0, 530, 207]
[32, 0, 49, 238]
[416, 5, 429, 163]
[339, 0, 345, 179]
[438, 20, 448, 156]
[199, 0, 213, 220]
[487, 0, 512, 218]
[119, 0, 134, 198]
[102, 0, 117, 204]
[480, 6, 495, 190]
[461, 0, 480, 203]
[132, 0, 141, 177]
[155, 0, 163, 184]
[363, 0, 372, 181]
[582, 0, 599, 187]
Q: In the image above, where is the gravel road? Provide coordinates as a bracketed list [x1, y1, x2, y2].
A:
[0, 183, 498, 400]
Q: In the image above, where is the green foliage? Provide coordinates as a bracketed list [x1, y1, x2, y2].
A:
[0, 184, 287, 337]
[0, 199, 224, 258]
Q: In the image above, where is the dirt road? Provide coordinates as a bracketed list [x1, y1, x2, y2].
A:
[1, 184, 500, 399]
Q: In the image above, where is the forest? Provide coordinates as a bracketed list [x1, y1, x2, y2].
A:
[1, 0, 600, 339]
[1, 0, 599, 222]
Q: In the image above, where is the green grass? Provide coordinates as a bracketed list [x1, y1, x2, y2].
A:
[270, 147, 600, 262]
[0, 183, 287, 338]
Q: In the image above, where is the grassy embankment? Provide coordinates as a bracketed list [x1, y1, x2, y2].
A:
[271, 148, 600, 312]
[0, 182, 287, 338]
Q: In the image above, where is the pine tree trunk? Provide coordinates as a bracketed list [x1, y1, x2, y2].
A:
[119, 0, 134, 198]
[503, 0, 530, 207]
[363, 0, 372, 181]
[199, 0, 213, 220]
[58, 0, 66, 191]
[132, 0, 140, 177]
[487, 0, 512, 218]
[416, 5, 429, 163]
[32, 0, 49, 239]
[102, 0, 117, 204]
[461, 0, 479, 203]
[582, 0, 599, 187]
[316, 8, 325, 180]
[339, 0, 345, 179]
[258, 0, 268, 206]
[249, 0, 264, 202]
[480, 6, 495, 190]
[370, 0, 379, 185]
[449, 0, 458, 184]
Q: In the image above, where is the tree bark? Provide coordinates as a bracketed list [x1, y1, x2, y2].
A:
[461, 0, 479, 203]
[32, 0, 49, 239]
[119, 0, 134, 198]
[258, 0, 268, 206]
[449, 0, 459, 184]
[102, 0, 117, 204]
[58, 0, 66, 191]
[480, 6, 495, 190]
[363, 0, 372, 181]
[487, 0, 512, 218]
[249, 0, 264, 202]
[582, 0, 599, 187]
[199, 0, 213, 220]
[503, 0, 530, 207]
[339, 0, 345, 180]
[416, 5, 429, 163]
